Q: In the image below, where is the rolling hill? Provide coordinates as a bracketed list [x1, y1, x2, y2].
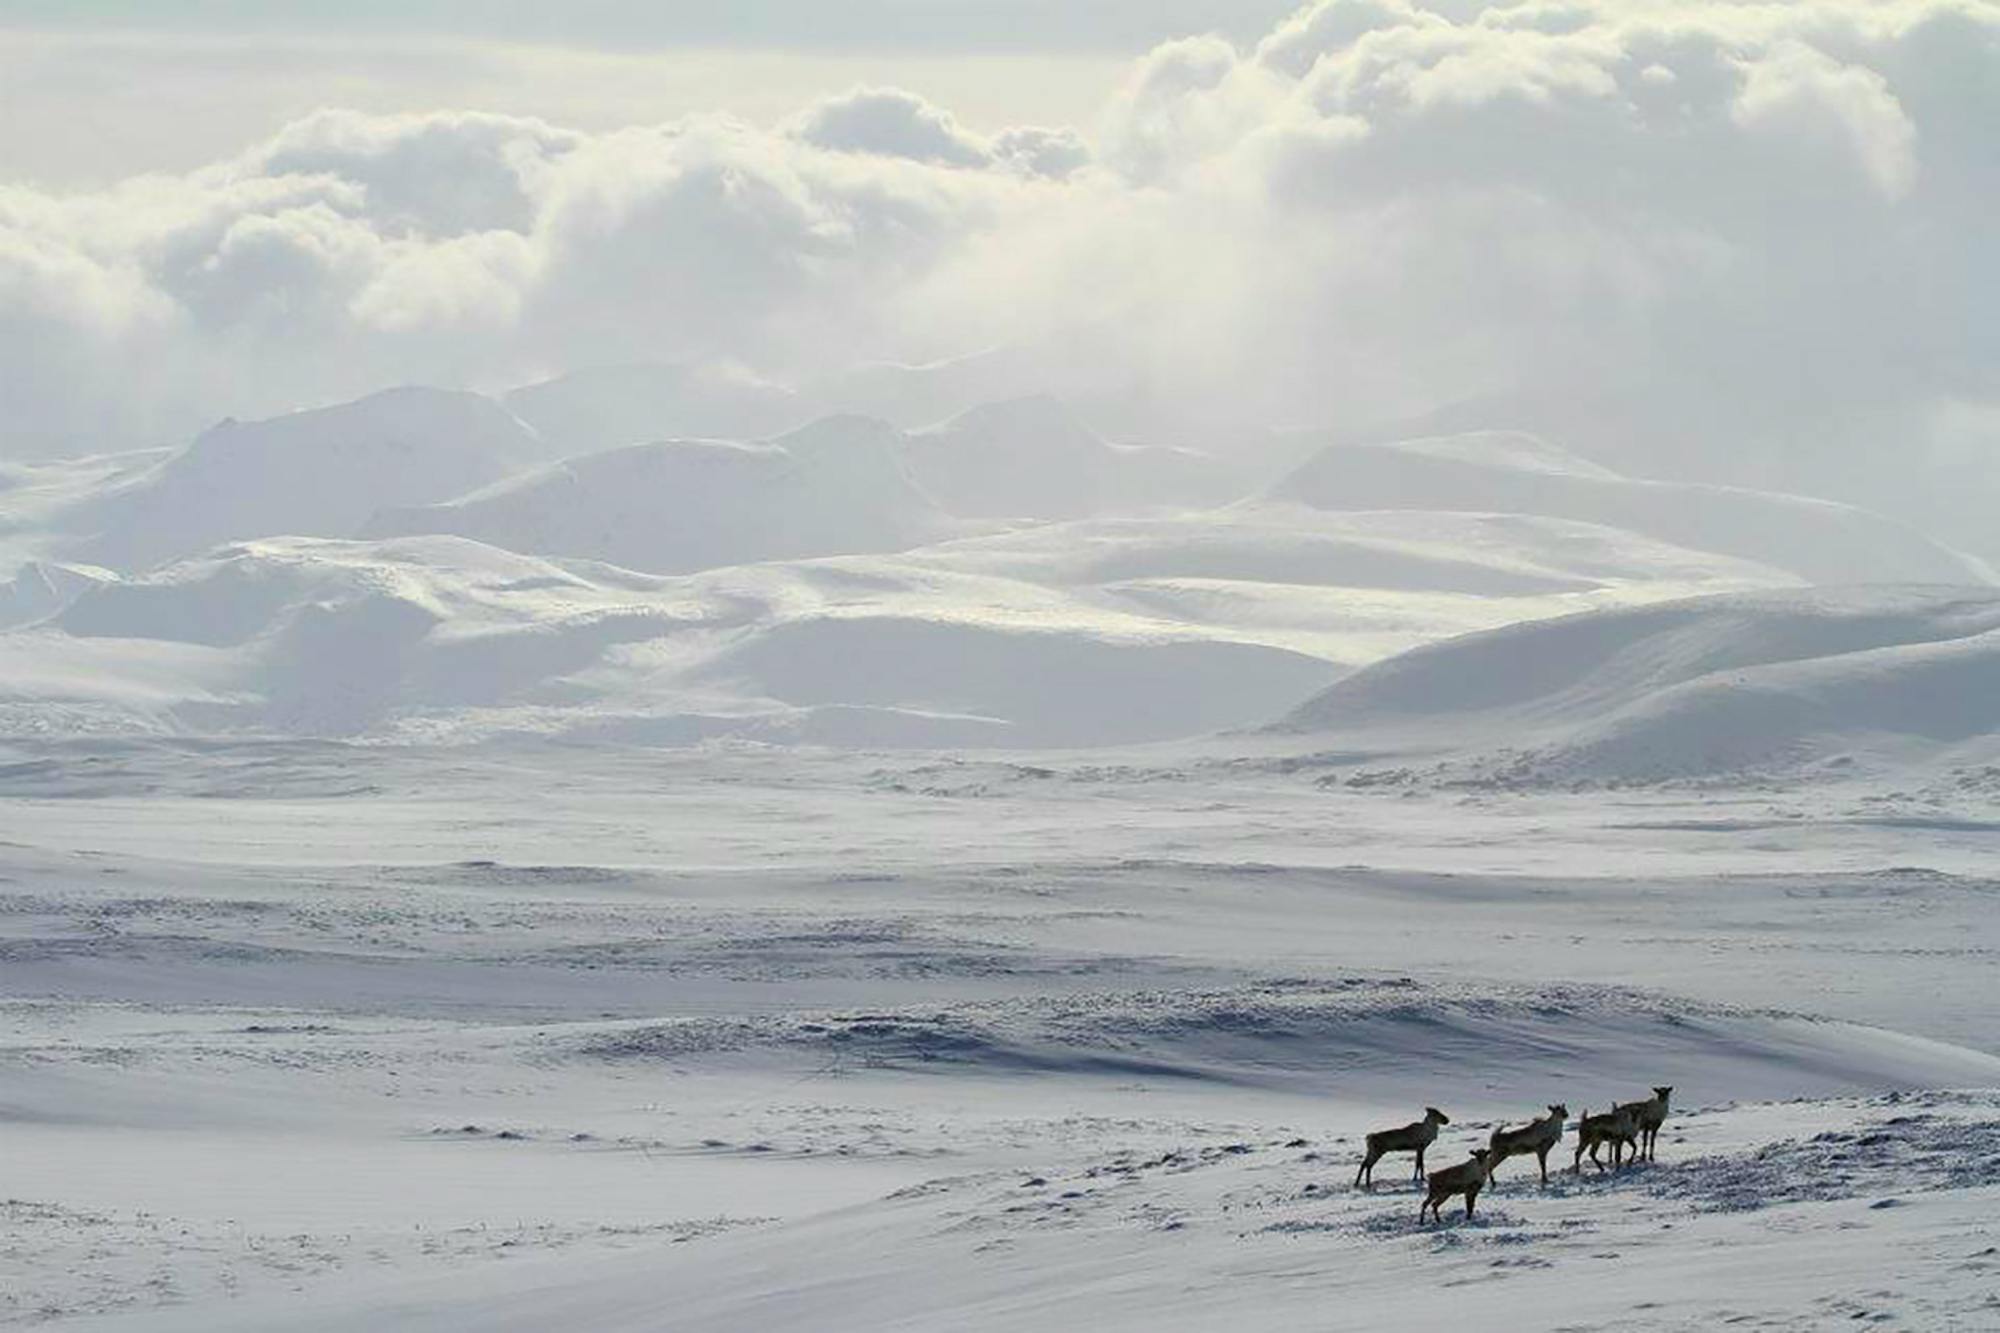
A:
[1278, 585, 2000, 781]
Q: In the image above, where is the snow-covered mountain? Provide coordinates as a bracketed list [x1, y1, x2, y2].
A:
[3, 382, 1992, 766]
[363, 418, 958, 575]
[64, 388, 544, 572]
[362, 397, 1239, 573]
[901, 396, 1235, 519]
[504, 363, 807, 455]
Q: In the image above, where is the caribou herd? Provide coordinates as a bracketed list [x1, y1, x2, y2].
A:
[1355, 1087, 1674, 1223]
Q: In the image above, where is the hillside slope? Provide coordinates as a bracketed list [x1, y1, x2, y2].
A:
[1279, 585, 2000, 780]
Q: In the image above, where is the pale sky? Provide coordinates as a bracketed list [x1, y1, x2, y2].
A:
[0, 2, 1304, 50]
[0, 30, 1125, 186]
[0, 2, 1300, 184]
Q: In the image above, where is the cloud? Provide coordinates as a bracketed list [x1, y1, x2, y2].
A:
[0, 103, 1018, 449]
[790, 86, 993, 166]
[789, 87, 1091, 179]
[1255, 0, 1445, 78]
[990, 125, 1092, 179]
[1731, 40, 1917, 198]
[244, 108, 583, 236]
[0, 0, 1995, 556]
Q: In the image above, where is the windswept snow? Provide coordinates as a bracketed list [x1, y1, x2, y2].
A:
[6, 743, 2000, 1331]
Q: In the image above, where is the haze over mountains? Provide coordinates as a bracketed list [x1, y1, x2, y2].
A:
[1, 365, 1990, 770]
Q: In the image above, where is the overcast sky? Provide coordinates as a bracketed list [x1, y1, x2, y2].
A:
[2, 1, 1996, 552]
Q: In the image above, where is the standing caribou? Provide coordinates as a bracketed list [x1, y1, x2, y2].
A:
[1354, 1107, 1450, 1188]
[1487, 1103, 1567, 1185]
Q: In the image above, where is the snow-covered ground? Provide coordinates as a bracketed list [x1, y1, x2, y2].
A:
[5, 737, 2000, 1330]
[4, 384, 1997, 1328]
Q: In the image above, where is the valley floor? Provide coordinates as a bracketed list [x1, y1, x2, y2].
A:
[4, 738, 1997, 1329]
